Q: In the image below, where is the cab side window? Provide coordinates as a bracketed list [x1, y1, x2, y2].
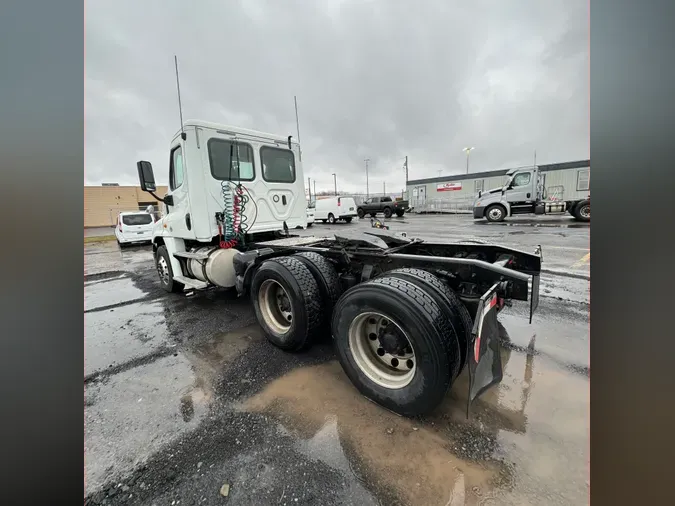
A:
[512, 172, 531, 187]
[170, 146, 185, 190]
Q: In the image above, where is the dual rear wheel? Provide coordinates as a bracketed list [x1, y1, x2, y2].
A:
[251, 258, 471, 416]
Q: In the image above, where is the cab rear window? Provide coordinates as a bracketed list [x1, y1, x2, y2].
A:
[122, 214, 153, 226]
[260, 146, 296, 183]
[208, 139, 255, 181]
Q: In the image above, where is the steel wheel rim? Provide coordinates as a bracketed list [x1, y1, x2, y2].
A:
[580, 205, 590, 218]
[348, 312, 416, 389]
[157, 256, 170, 285]
[258, 279, 293, 334]
[489, 208, 502, 220]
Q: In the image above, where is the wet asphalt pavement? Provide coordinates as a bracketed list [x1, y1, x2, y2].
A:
[84, 214, 589, 506]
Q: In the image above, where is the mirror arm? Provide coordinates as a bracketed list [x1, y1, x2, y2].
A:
[145, 190, 166, 203]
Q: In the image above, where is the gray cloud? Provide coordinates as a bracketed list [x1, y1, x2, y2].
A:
[85, 0, 588, 193]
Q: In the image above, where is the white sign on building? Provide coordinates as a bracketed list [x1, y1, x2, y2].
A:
[436, 182, 462, 192]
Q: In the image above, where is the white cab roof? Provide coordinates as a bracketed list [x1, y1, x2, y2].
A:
[178, 119, 296, 144]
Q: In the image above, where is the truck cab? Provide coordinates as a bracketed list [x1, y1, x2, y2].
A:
[153, 120, 307, 242]
[136, 120, 308, 291]
[473, 166, 590, 222]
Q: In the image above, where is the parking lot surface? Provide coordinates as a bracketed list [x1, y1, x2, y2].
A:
[85, 214, 589, 505]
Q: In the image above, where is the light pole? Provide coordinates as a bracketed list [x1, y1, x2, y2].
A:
[307, 176, 311, 201]
[331, 173, 337, 195]
[463, 147, 475, 174]
[364, 158, 370, 198]
[313, 180, 316, 198]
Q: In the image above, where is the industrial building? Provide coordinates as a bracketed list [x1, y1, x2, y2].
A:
[406, 159, 590, 213]
[84, 185, 168, 228]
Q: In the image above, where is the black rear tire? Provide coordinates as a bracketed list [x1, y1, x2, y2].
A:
[155, 245, 184, 293]
[293, 252, 342, 338]
[386, 268, 471, 376]
[357, 208, 365, 218]
[344, 217, 353, 223]
[332, 276, 459, 416]
[573, 200, 590, 222]
[395, 210, 404, 217]
[251, 257, 322, 351]
[328, 213, 336, 224]
[383, 207, 393, 218]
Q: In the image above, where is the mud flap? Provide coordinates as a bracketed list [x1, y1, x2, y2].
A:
[467, 283, 503, 417]
[529, 273, 540, 324]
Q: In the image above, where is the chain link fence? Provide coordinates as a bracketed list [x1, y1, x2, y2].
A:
[409, 196, 474, 214]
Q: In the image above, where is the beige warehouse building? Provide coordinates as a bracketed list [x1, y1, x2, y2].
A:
[84, 185, 168, 228]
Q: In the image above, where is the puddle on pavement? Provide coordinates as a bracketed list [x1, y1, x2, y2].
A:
[85, 354, 211, 494]
[85, 318, 261, 494]
[475, 220, 589, 229]
[179, 324, 263, 403]
[84, 242, 154, 277]
[85, 301, 169, 377]
[244, 340, 589, 505]
[85, 276, 150, 311]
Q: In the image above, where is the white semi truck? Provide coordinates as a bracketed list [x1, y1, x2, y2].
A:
[136, 119, 543, 416]
[472, 165, 590, 223]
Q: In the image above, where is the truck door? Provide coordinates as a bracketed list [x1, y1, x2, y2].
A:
[505, 171, 535, 203]
[164, 141, 196, 239]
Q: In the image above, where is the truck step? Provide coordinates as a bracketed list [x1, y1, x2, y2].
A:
[173, 251, 211, 260]
[173, 275, 209, 290]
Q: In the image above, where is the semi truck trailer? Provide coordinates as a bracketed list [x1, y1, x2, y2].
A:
[136, 119, 543, 416]
[472, 165, 590, 222]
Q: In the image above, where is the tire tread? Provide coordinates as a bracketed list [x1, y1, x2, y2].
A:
[269, 256, 322, 349]
[386, 268, 472, 374]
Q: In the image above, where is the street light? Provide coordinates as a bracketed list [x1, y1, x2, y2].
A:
[331, 173, 337, 195]
[364, 158, 370, 198]
[463, 147, 475, 174]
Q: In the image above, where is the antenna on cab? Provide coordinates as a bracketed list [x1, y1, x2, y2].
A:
[174, 55, 186, 141]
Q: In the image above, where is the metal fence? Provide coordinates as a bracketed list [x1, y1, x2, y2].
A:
[410, 197, 474, 214]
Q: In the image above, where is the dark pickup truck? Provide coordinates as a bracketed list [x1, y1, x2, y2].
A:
[357, 196, 409, 218]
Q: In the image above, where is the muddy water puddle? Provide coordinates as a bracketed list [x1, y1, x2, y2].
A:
[180, 324, 263, 402]
[244, 345, 589, 505]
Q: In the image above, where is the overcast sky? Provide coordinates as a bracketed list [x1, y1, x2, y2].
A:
[85, 0, 588, 193]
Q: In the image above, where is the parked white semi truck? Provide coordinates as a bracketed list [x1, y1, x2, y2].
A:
[472, 165, 590, 223]
[137, 119, 543, 416]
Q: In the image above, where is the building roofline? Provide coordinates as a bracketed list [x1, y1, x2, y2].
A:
[407, 159, 590, 186]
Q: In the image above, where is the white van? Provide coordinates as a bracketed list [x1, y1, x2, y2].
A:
[306, 201, 315, 227]
[115, 211, 156, 247]
[314, 196, 358, 224]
